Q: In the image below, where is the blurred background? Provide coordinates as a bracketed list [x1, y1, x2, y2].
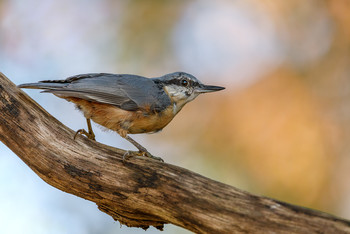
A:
[1, 0, 350, 233]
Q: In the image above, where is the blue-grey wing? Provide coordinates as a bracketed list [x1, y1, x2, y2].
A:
[19, 73, 171, 112]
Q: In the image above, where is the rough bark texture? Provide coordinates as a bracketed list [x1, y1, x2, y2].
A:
[1, 73, 350, 233]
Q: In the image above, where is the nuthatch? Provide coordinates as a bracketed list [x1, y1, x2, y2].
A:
[18, 72, 225, 161]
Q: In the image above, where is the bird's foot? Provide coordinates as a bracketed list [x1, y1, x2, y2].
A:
[140, 151, 164, 162]
[122, 151, 131, 161]
[74, 129, 96, 140]
[122, 135, 164, 162]
[122, 150, 164, 162]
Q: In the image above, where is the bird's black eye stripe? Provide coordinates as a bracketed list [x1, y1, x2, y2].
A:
[193, 81, 200, 87]
[153, 77, 199, 88]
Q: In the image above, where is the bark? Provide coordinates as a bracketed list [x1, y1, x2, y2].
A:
[0, 73, 349, 233]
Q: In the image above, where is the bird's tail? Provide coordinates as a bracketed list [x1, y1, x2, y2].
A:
[17, 82, 65, 90]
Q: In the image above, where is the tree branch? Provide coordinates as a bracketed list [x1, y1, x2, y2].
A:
[0, 73, 349, 233]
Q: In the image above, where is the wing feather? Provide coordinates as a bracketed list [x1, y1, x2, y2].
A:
[22, 73, 171, 112]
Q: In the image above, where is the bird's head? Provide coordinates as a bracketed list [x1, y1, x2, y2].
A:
[153, 72, 225, 112]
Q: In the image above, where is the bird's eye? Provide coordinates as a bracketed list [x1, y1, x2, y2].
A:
[180, 79, 189, 87]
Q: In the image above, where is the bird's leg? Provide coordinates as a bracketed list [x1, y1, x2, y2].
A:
[74, 118, 96, 140]
[123, 135, 164, 162]
[86, 118, 96, 139]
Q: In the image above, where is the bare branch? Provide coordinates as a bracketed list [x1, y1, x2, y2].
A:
[0, 73, 349, 233]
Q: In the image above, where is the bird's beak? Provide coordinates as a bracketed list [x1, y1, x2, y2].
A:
[195, 84, 225, 93]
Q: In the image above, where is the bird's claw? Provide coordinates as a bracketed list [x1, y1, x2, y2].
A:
[74, 129, 96, 140]
[122, 151, 131, 161]
[142, 151, 164, 162]
[122, 150, 164, 162]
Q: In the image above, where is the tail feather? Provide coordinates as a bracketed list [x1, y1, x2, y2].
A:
[17, 82, 65, 90]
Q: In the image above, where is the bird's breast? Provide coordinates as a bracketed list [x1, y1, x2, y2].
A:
[128, 105, 176, 134]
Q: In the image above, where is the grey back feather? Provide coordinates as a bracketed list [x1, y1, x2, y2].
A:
[18, 73, 171, 112]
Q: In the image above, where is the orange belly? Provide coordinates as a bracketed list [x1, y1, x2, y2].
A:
[65, 97, 175, 136]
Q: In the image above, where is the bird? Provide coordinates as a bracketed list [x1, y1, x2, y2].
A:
[18, 72, 225, 161]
